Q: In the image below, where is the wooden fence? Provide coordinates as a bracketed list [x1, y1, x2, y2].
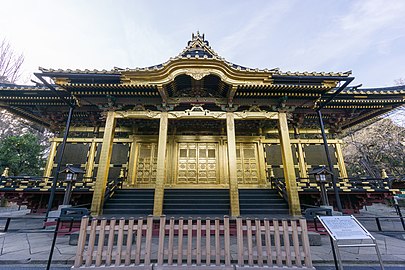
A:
[74, 216, 314, 269]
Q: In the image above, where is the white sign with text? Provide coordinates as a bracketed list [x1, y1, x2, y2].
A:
[318, 216, 371, 240]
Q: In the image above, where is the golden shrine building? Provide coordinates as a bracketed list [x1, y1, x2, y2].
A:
[0, 33, 404, 217]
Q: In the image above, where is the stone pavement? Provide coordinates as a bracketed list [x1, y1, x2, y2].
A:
[0, 204, 403, 269]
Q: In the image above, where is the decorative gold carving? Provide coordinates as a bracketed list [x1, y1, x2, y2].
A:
[133, 104, 146, 111]
[322, 80, 338, 88]
[114, 109, 280, 120]
[115, 110, 161, 119]
[184, 105, 210, 116]
[1, 167, 9, 177]
[72, 94, 81, 107]
[234, 111, 278, 120]
[121, 61, 275, 88]
[185, 68, 211, 80]
[381, 169, 388, 179]
[54, 77, 70, 85]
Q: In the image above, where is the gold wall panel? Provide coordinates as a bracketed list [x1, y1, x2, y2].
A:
[176, 142, 218, 185]
[236, 143, 259, 184]
[135, 142, 158, 186]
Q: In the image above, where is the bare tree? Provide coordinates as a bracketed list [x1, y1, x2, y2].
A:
[342, 77, 405, 177]
[343, 118, 405, 177]
[394, 78, 405, 86]
[392, 78, 405, 127]
[0, 39, 52, 177]
[0, 39, 26, 138]
[0, 39, 51, 140]
[0, 39, 24, 83]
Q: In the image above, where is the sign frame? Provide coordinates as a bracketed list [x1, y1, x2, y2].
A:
[317, 215, 384, 270]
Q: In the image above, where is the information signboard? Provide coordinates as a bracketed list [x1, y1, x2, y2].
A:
[318, 216, 370, 240]
[317, 215, 384, 270]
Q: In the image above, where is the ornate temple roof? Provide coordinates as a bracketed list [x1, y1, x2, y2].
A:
[0, 33, 404, 131]
[39, 32, 352, 78]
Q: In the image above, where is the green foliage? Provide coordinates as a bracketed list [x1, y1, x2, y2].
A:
[0, 133, 45, 176]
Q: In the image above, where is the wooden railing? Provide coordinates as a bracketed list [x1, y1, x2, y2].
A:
[74, 216, 314, 269]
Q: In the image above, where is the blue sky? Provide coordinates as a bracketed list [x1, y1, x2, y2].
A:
[1, 0, 405, 87]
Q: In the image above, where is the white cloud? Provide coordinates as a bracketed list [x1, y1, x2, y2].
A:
[217, 1, 296, 61]
[285, 0, 405, 72]
[1, 0, 405, 87]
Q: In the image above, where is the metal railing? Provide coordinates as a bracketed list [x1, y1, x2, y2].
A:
[0, 175, 95, 191]
[273, 177, 288, 202]
[0, 215, 83, 270]
[296, 177, 390, 191]
[312, 215, 405, 233]
[270, 176, 392, 197]
[103, 177, 124, 206]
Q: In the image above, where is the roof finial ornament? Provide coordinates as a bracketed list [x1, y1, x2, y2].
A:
[192, 31, 204, 41]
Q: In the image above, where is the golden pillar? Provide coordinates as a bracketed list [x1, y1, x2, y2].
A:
[127, 138, 138, 187]
[166, 134, 176, 187]
[278, 112, 301, 216]
[226, 112, 240, 217]
[43, 140, 58, 179]
[335, 142, 348, 180]
[257, 138, 268, 187]
[84, 139, 97, 179]
[297, 142, 308, 180]
[90, 111, 116, 216]
[153, 112, 169, 216]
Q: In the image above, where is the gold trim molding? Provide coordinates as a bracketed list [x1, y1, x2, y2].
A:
[115, 110, 278, 120]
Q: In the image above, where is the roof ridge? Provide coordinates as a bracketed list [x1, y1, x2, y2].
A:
[177, 31, 219, 59]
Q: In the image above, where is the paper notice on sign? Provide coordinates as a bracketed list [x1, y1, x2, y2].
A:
[318, 216, 371, 240]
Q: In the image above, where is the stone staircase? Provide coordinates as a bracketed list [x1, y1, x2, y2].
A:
[239, 189, 289, 216]
[103, 189, 154, 217]
[163, 189, 230, 217]
[103, 188, 289, 217]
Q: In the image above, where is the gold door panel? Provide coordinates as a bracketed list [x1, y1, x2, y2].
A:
[236, 143, 259, 184]
[177, 142, 218, 185]
[135, 142, 157, 186]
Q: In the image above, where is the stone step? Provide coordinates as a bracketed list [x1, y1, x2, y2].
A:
[239, 189, 289, 216]
[162, 189, 230, 216]
[103, 189, 155, 216]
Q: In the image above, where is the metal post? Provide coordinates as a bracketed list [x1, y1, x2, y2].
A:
[376, 217, 382, 231]
[329, 236, 339, 270]
[46, 217, 61, 270]
[396, 205, 405, 230]
[317, 110, 343, 212]
[314, 217, 318, 231]
[4, 218, 11, 232]
[45, 106, 74, 219]
[373, 238, 385, 270]
[320, 182, 330, 206]
[62, 181, 73, 205]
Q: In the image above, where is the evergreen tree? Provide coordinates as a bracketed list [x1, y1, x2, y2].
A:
[0, 134, 45, 176]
